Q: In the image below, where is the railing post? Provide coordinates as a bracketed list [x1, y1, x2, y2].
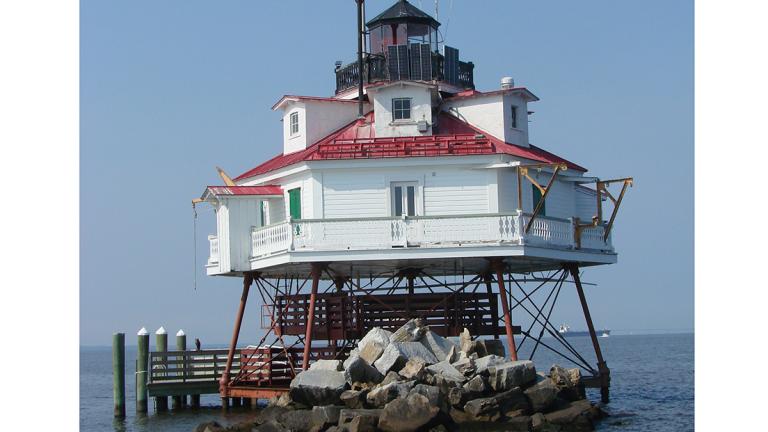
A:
[172, 330, 187, 410]
[136, 327, 149, 414]
[154, 327, 168, 412]
[112, 332, 126, 419]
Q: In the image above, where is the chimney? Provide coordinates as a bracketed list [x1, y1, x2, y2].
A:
[501, 76, 515, 90]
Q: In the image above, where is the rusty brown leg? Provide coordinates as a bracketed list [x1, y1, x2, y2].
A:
[220, 272, 256, 409]
[567, 264, 610, 403]
[492, 259, 518, 360]
[302, 263, 322, 370]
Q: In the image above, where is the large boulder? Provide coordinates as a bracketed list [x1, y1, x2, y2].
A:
[399, 358, 427, 380]
[366, 380, 416, 408]
[344, 355, 383, 384]
[309, 359, 343, 371]
[474, 354, 508, 375]
[357, 327, 392, 364]
[478, 339, 506, 358]
[488, 360, 537, 391]
[464, 388, 529, 420]
[378, 393, 440, 432]
[427, 360, 467, 383]
[463, 375, 489, 396]
[373, 342, 438, 374]
[310, 405, 344, 430]
[459, 328, 474, 353]
[338, 409, 382, 427]
[409, 384, 443, 408]
[524, 376, 559, 412]
[421, 331, 456, 361]
[340, 389, 368, 409]
[276, 410, 314, 432]
[543, 399, 599, 431]
[389, 318, 428, 343]
[289, 370, 348, 406]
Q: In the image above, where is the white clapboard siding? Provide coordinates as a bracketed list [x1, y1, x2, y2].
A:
[268, 198, 286, 224]
[575, 186, 599, 222]
[424, 170, 489, 215]
[224, 198, 263, 271]
[323, 174, 387, 219]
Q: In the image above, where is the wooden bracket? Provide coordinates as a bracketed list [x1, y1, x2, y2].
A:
[516, 163, 568, 234]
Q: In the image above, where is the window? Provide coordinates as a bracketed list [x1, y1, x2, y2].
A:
[532, 185, 546, 216]
[289, 112, 299, 136]
[391, 182, 417, 216]
[511, 105, 518, 129]
[392, 98, 411, 121]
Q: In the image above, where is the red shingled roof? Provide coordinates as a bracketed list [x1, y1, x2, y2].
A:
[234, 111, 585, 181]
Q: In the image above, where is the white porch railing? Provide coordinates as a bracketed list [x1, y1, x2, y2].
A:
[248, 213, 614, 259]
[207, 235, 219, 265]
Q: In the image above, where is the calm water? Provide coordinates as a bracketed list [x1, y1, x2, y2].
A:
[81, 333, 694, 431]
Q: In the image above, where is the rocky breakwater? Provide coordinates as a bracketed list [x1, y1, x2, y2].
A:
[196, 319, 606, 432]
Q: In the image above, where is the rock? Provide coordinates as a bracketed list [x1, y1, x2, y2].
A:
[251, 421, 289, 432]
[343, 348, 360, 369]
[463, 375, 488, 395]
[567, 368, 582, 386]
[452, 352, 476, 376]
[309, 359, 343, 371]
[449, 407, 473, 424]
[344, 355, 383, 384]
[366, 380, 416, 407]
[459, 328, 473, 353]
[488, 360, 536, 391]
[195, 421, 225, 432]
[421, 331, 456, 361]
[531, 412, 546, 430]
[338, 409, 382, 427]
[276, 410, 314, 432]
[502, 415, 534, 431]
[549, 365, 571, 387]
[474, 354, 508, 375]
[357, 328, 392, 361]
[340, 389, 368, 409]
[495, 388, 531, 413]
[524, 376, 559, 412]
[479, 339, 506, 357]
[381, 371, 402, 385]
[311, 405, 343, 429]
[543, 399, 596, 431]
[429, 425, 448, 432]
[409, 384, 442, 407]
[373, 342, 438, 374]
[346, 415, 377, 432]
[464, 387, 530, 421]
[399, 358, 427, 380]
[254, 406, 290, 425]
[446, 387, 465, 407]
[289, 370, 348, 406]
[389, 318, 428, 343]
[378, 393, 440, 432]
[427, 360, 467, 383]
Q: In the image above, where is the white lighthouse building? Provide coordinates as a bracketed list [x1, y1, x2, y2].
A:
[199, 0, 631, 404]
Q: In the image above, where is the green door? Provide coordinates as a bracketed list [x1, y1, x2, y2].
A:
[532, 185, 546, 216]
[288, 188, 301, 220]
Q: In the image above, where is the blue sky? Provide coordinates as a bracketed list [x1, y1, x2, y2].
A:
[80, 0, 693, 346]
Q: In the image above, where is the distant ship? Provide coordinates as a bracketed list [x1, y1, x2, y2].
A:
[559, 324, 611, 338]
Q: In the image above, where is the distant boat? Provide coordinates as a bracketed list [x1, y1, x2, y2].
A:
[558, 324, 610, 338]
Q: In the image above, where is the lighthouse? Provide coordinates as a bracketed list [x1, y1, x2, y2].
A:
[198, 0, 632, 405]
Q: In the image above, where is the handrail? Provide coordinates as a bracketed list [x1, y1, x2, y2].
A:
[251, 212, 573, 228]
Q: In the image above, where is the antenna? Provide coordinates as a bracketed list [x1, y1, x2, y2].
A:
[356, 0, 365, 119]
[435, 0, 439, 21]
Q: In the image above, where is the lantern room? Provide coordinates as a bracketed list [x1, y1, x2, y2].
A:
[366, 0, 440, 55]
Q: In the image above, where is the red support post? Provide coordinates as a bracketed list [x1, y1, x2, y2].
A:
[567, 264, 610, 403]
[302, 263, 322, 370]
[492, 259, 518, 360]
[219, 273, 256, 406]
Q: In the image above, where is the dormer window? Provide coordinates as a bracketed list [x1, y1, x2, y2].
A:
[289, 112, 299, 136]
[511, 105, 518, 129]
[392, 98, 411, 121]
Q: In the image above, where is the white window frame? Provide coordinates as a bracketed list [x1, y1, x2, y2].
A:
[390, 181, 419, 217]
[289, 111, 299, 136]
[392, 98, 412, 122]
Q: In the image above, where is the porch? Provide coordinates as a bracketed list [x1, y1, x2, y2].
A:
[207, 212, 615, 275]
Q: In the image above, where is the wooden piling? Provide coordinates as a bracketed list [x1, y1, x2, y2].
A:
[172, 330, 187, 410]
[154, 327, 169, 412]
[112, 332, 126, 418]
[136, 327, 149, 414]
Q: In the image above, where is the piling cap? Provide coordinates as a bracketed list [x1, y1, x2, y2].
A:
[176, 329, 185, 337]
[156, 326, 167, 335]
[137, 327, 148, 336]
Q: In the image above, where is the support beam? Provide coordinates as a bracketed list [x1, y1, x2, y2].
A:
[220, 273, 256, 408]
[303, 263, 323, 370]
[491, 259, 518, 360]
[567, 264, 610, 403]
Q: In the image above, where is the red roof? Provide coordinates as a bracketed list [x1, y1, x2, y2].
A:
[205, 185, 283, 196]
[234, 111, 585, 181]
